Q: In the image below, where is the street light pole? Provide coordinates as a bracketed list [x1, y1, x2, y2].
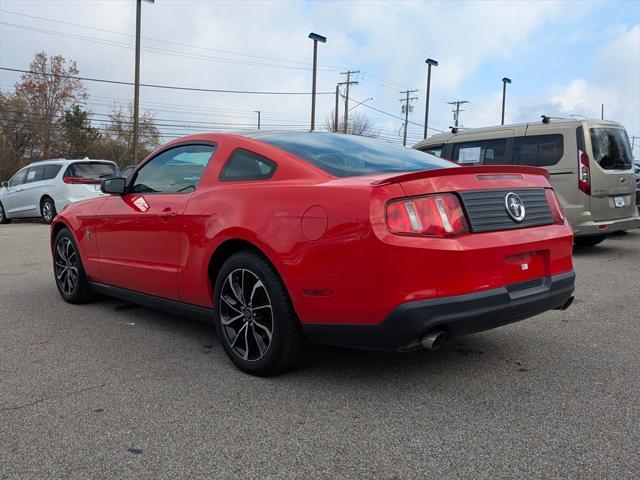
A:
[133, 0, 154, 164]
[423, 58, 438, 139]
[254, 111, 261, 130]
[308, 33, 326, 132]
[501, 77, 511, 126]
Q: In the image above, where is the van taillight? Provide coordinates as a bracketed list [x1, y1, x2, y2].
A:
[544, 188, 565, 225]
[386, 193, 469, 237]
[578, 150, 591, 195]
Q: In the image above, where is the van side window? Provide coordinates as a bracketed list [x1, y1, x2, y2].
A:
[513, 134, 563, 166]
[420, 144, 445, 158]
[25, 166, 44, 183]
[452, 139, 507, 165]
[43, 164, 62, 180]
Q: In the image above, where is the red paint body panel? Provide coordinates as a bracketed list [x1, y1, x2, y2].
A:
[52, 133, 574, 330]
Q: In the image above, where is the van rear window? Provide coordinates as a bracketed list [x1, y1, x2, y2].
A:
[589, 128, 633, 170]
[513, 134, 563, 166]
[65, 162, 117, 180]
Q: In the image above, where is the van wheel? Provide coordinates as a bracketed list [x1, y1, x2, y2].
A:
[41, 197, 57, 224]
[575, 235, 606, 247]
[0, 202, 10, 224]
[213, 251, 307, 376]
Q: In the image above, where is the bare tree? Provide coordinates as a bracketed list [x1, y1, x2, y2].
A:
[103, 104, 160, 167]
[324, 110, 379, 137]
[0, 92, 37, 180]
[14, 52, 88, 158]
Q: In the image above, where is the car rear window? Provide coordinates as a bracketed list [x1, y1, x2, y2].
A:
[254, 132, 455, 177]
[66, 162, 117, 179]
[589, 128, 633, 170]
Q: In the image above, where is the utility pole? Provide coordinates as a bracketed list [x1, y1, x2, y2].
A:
[400, 89, 418, 146]
[133, 0, 154, 164]
[308, 33, 327, 131]
[448, 100, 469, 127]
[501, 77, 511, 125]
[423, 58, 438, 139]
[340, 70, 359, 134]
[254, 111, 261, 130]
[601, 104, 604, 120]
[334, 84, 341, 132]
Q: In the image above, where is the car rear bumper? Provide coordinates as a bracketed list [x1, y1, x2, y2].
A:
[573, 215, 640, 236]
[302, 271, 575, 350]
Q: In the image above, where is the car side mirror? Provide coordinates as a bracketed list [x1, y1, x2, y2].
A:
[1, 181, 8, 188]
[101, 177, 127, 195]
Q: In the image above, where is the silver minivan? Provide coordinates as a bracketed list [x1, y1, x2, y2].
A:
[414, 118, 640, 246]
[0, 158, 118, 224]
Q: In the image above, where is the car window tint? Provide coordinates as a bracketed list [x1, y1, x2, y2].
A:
[43, 164, 62, 180]
[420, 144, 444, 158]
[219, 149, 276, 181]
[453, 142, 483, 165]
[9, 169, 28, 187]
[453, 139, 507, 165]
[25, 166, 44, 183]
[66, 162, 117, 179]
[132, 144, 216, 194]
[513, 134, 564, 167]
[482, 139, 507, 165]
[255, 132, 454, 177]
[589, 128, 633, 170]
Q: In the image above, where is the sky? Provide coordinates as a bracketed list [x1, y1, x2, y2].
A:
[0, 0, 639, 153]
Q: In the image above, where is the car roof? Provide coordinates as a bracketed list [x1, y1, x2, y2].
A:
[23, 158, 116, 168]
[415, 118, 625, 146]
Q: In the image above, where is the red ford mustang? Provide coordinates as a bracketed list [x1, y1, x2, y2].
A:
[51, 132, 575, 375]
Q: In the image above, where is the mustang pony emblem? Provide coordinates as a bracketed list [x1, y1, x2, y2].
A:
[505, 192, 526, 222]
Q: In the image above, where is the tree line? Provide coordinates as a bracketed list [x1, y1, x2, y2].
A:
[0, 52, 160, 180]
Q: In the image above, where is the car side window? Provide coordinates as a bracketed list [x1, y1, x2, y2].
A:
[453, 139, 507, 165]
[219, 149, 276, 181]
[513, 134, 564, 166]
[419, 144, 445, 158]
[453, 142, 483, 165]
[8, 169, 28, 187]
[25, 166, 44, 183]
[131, 144, 216, 194]
[43, 164, 62, 180]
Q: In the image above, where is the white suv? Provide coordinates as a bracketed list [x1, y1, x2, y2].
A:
[0, 158, 118, 224]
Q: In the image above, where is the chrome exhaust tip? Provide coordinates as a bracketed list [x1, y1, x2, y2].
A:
[555, 296, 575, 311]
[421, 330, 448, 350]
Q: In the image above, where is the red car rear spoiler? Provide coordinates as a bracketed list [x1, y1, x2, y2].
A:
[370, 165, 550, 186]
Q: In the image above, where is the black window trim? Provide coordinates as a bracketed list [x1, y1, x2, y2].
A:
[218, 147, 277, 182]
[127, 141, 218, 195]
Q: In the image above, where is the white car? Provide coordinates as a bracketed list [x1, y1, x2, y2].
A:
[0, 158, 118, 224]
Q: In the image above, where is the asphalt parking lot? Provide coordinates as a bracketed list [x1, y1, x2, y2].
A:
[1, 223, 639, 479]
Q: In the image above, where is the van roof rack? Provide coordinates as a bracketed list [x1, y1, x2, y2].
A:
[541, 115, 569, 124]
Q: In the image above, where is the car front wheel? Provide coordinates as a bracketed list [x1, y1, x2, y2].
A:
[0, 202, 10, 224]
[214, 251, 307, 376]
[53, 229, 94, 303]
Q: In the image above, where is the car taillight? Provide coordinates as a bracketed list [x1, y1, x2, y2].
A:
[578, 149, 591, 195]
[386, 193, 469, 237]
[544, 188, 565, 225]
[63, 177, 101, 184]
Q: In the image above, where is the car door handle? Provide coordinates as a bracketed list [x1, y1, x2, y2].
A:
[159, 210, 176, 218]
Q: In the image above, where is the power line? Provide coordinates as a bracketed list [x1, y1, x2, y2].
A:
[0, 67, 334, 95]
[0, 9, 347, 72]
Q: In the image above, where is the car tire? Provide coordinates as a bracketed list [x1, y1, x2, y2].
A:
[214, 251, 307, 376]
[574, 235, 606, 247]
[41, 197, 57, 225]
[0, 202, 10, 224]
[53, 228, 94, 304]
